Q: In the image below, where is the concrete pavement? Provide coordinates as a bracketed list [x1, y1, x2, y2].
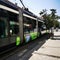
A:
[29, 30, 60, 60]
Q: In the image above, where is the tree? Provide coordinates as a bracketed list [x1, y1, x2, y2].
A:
[39, 9, 47, 16]
[39, 9, 47, 24]
[39, 9, 59, 29]
[50, 9, 56, 27]
[39, 9, 50, 29]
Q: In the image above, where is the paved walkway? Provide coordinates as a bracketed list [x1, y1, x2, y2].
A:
[29, 30, 60, 60]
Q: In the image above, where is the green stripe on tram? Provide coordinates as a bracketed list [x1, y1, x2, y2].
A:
[16, 36, 21, 46]
[30, 32, 37, 40]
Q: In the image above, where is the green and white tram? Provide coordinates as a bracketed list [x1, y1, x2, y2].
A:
[0, 0, 48, 52]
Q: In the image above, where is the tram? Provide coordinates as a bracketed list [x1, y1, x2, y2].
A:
[0, 0, 47, 52]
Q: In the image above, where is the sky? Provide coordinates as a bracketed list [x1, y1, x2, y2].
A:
[8, 0, 60, 17]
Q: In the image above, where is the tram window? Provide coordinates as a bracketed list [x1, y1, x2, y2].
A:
[0, 20, 7, 38]
[24, 25, 31, 33]
[0, 9, 9, 38]
[23, 17, 36, 33]
[10, 21, 19, 35]
[8, 11, 19, 36]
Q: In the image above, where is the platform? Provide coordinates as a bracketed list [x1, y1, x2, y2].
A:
[29, 30, 60, 60]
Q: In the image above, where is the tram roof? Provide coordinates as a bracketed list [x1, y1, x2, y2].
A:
[0, 0, 37, 17]
[0, 0, 44, 23]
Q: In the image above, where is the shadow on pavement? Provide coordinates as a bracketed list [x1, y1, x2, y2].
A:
[51, 38, 60, 40]
[51, 35, 60, 40]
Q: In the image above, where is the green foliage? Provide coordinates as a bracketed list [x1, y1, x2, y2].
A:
[54, 20, 59, 27]
[39, 9, 60, 29]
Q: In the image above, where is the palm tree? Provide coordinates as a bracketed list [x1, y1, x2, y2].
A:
[39, 9, 47, 16]
[50, 9, 56, 18]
